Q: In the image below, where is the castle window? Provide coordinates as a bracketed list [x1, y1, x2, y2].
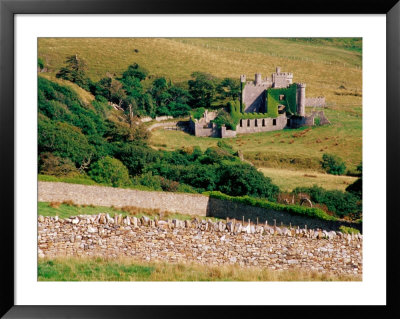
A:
[262, 119, 265, 127]
[247, 119, 250, 127]
[255, 119, 258, 127]
[273, 119, 277, 126]
[240, 119, 243, 127]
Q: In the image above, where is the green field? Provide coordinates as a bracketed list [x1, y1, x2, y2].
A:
[38, 257, 360, 281]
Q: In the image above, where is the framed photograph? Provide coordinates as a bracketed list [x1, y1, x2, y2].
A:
[1, 0, 399, 317]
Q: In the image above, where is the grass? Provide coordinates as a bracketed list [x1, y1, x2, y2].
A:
[151, 108, 362, 172]
[38, 38, 361, 107]
[259, 167, 357, 192]
[38, 174, 100, 186]
[38, 201, 220, 222]
[38, 73, 95, 106]
[38, 37, 362, 187]
[339, 225, 360, 234]
[38, 257, 361, 281]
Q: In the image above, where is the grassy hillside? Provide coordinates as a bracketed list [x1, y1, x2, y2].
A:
[38, 38, 362, 110]
[38, 37, 362, 190]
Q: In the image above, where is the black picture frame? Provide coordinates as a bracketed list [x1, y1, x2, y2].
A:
[1, 0, 399, 318]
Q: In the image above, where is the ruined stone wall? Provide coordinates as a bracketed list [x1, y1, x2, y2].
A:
[221, 126, 237, 138]
[305, 97, 326, 107]
[236, 114, 287, 134]
[38, 214, 362, 275]
[194, 123, 219, 137]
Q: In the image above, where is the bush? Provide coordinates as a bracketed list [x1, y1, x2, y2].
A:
[89, 156, 131, 187]
[132, 172, 162, 190]
[191, 107, 205, 120]
[321, 153, 346, 175]
[38, 114, 95, 167]
[216, 163, 280, 201]
[293, 185, 360, 218]
[207, 191, 337, 221]
[115, 144, 160, 176]
[38, 58, 44, 70]
[39, 152, 79, 177]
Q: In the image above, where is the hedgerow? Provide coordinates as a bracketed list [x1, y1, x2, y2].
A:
[207, 191, 338, 221]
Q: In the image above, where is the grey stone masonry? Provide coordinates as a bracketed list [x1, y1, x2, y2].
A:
[38, 182, 360, 232]
[38, 214, 362, 276]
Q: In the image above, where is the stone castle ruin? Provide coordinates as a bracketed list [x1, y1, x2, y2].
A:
[190, 67, 329, 138]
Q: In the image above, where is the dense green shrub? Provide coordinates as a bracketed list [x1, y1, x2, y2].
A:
[38, 114, 95, 167]
[190, 107, 206, 120]
[293, 185, 360, 218]
[207, 191, 337, 221]
[132, 172, 162, 190]
[39, 152, 79, 177]
[321, 153, 346, 175]
[38, 58, 44, 70]
[88, 156, 131, 187]
[115, 144, 160, 176]
[217, 162, 279, 201]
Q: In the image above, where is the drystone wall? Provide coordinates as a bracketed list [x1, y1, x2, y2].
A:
[38, 182, 361, 232]
[38, 214, 362, 275]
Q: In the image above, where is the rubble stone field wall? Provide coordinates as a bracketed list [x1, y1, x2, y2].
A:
[38, 214, 362, 276]
[39, 182, 361, 232]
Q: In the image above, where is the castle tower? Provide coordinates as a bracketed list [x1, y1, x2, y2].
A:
[297, 83, 306, 117]
[276, 66, 281, 73]
[255, 73, 262, 85]
[240, 74, 246, 83]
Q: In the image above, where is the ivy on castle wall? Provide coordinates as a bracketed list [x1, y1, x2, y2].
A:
[266, 84, 298, 117]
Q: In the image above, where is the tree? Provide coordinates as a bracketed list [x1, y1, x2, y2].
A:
[110, 79, 127, 107]
[321, 153, 346, 175]
[217, 78, 241, 101]
[38, 114, 95, 167]
[188, 72, 218, 108]
[149, 78, 192, 117]
[89, 156, 131, 187]
[56, 54, 88, 87]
